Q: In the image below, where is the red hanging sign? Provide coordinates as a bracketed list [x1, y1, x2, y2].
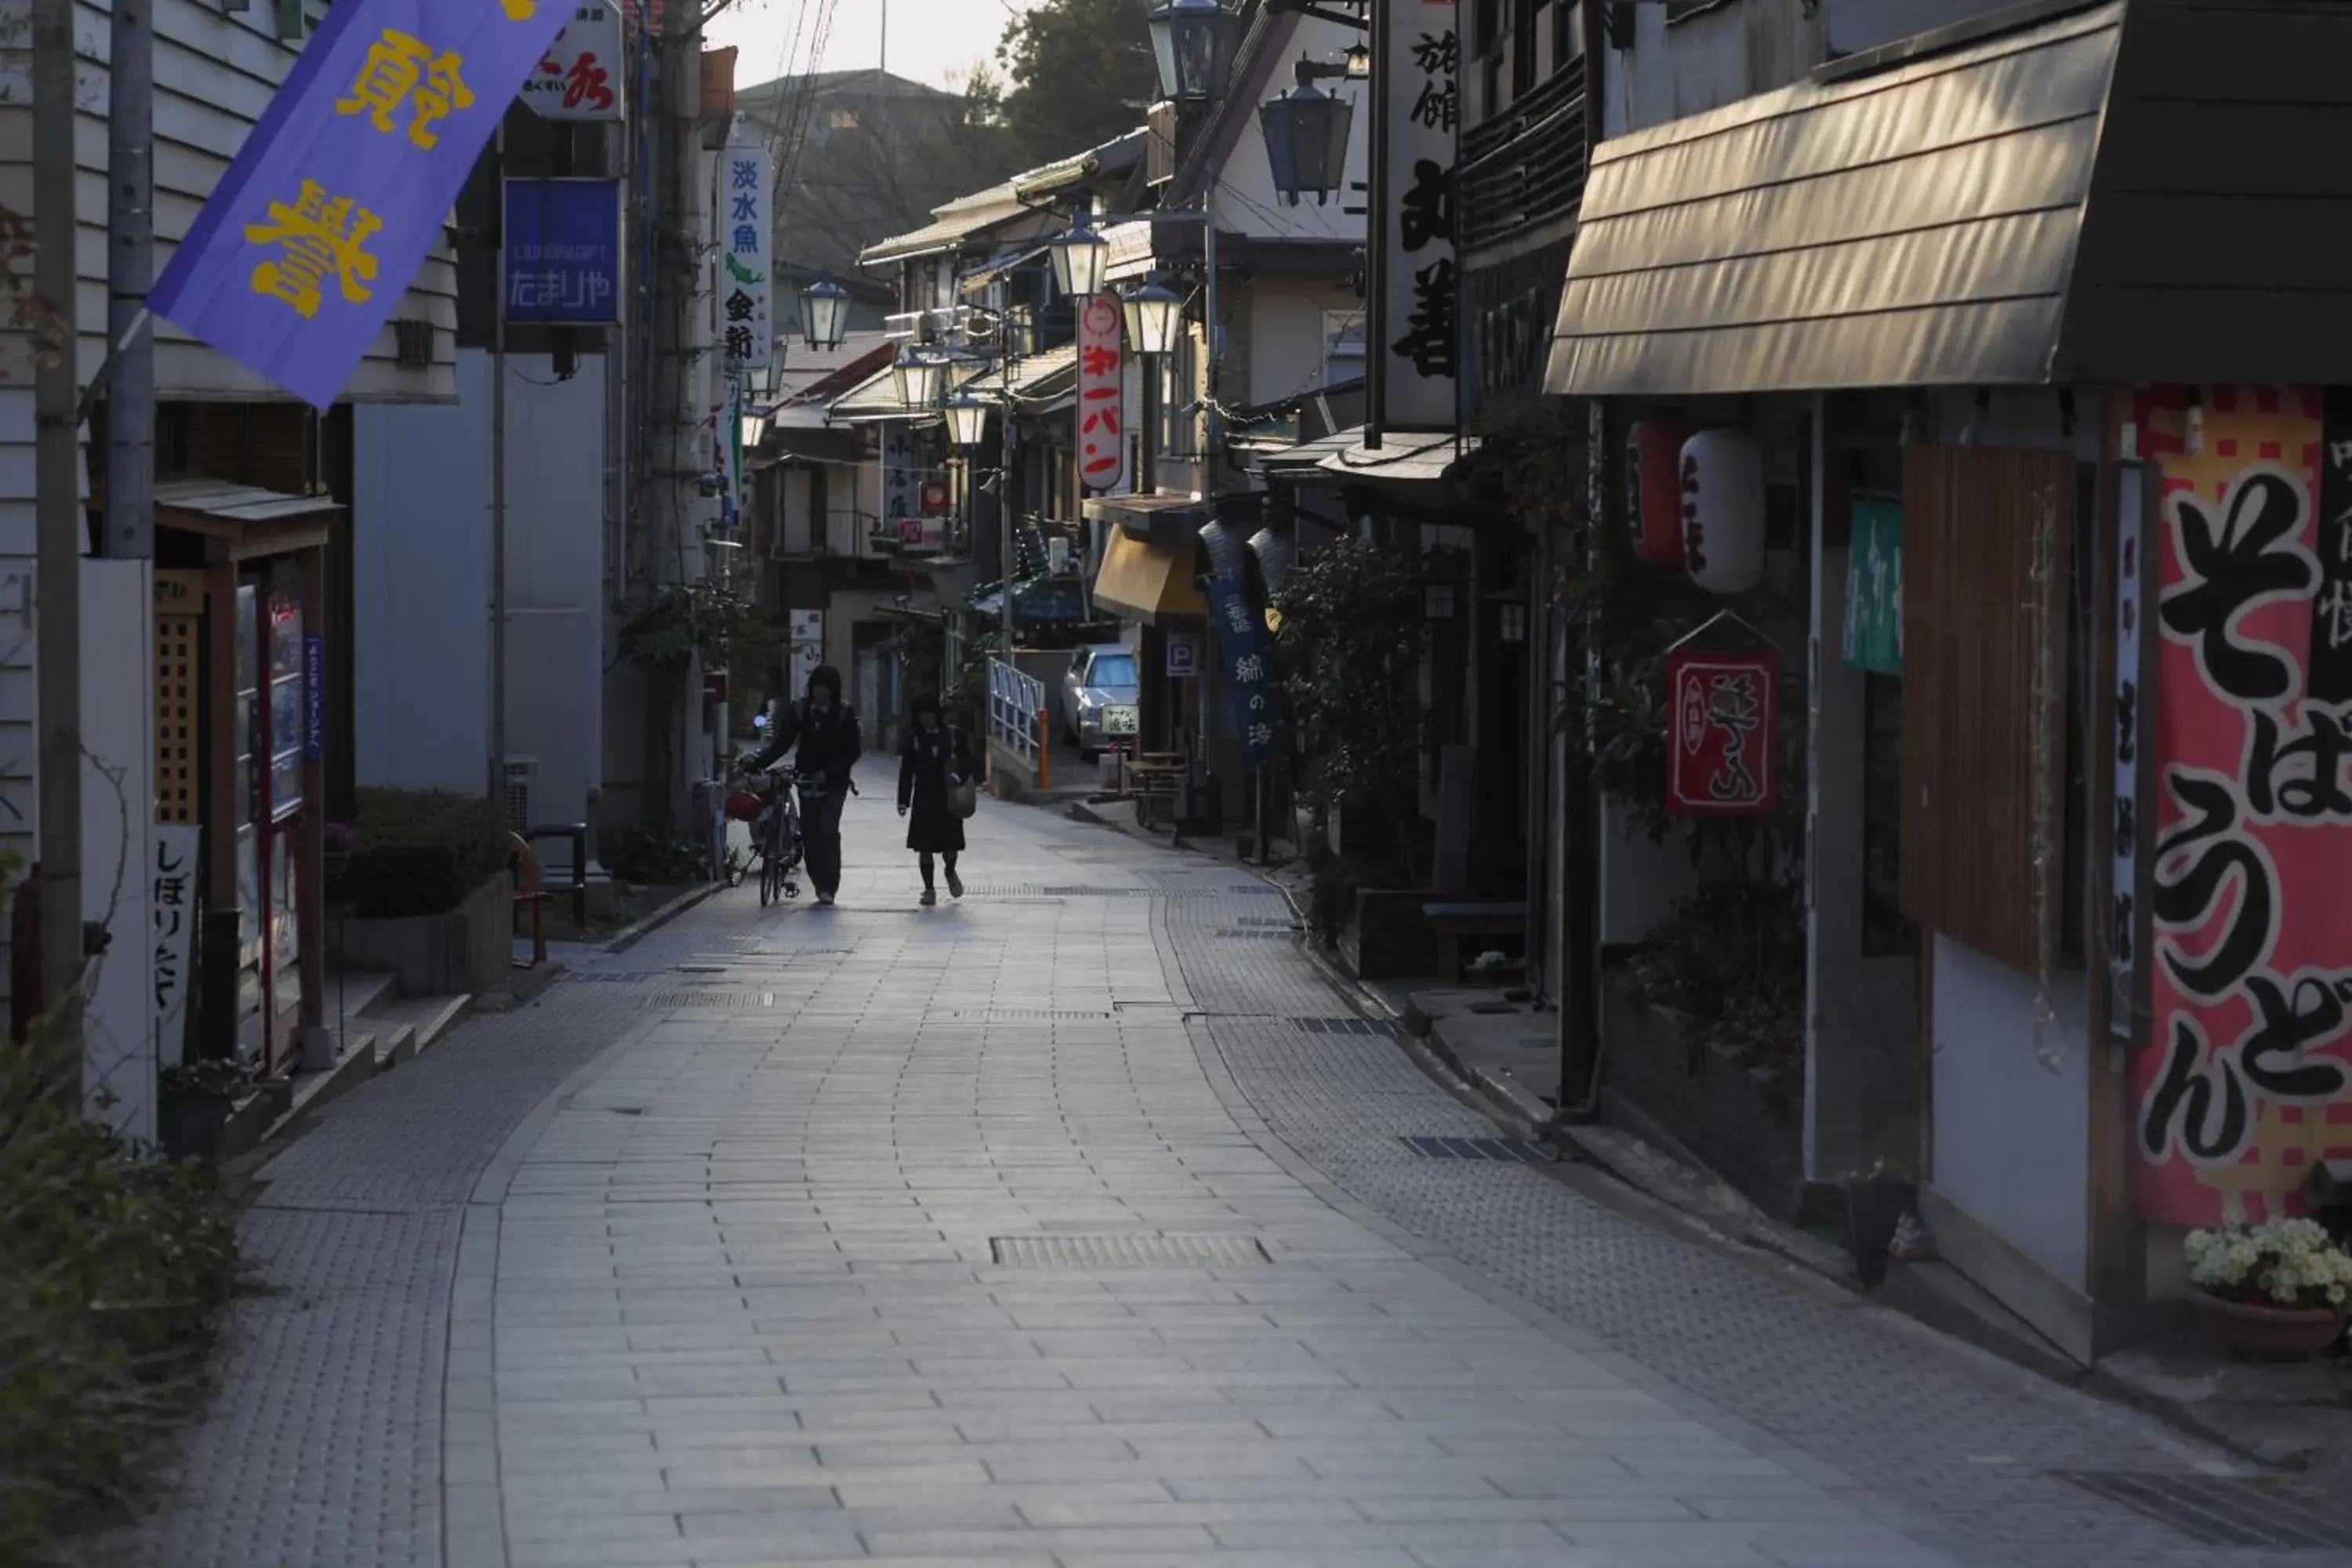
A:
[1076, 292, 1129, 495]
[1666, 647, 1779, 817]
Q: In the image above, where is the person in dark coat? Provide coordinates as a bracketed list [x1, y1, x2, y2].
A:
[737, 664, 861, 904]
[897, 693, 976, 906]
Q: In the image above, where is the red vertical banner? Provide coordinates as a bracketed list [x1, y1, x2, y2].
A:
[1076, 292, 1129, 496]
[1665, 648, 1779, 818]
[2136, 384, 2352, 1228]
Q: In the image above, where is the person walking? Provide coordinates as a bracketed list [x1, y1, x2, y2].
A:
[738, 665, 861, 905]
[897, 693, 976, 907]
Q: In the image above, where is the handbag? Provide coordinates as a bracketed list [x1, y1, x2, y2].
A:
[946, 730, 978, 818]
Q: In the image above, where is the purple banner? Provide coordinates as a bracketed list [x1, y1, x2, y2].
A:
[149, 0, 571, 408]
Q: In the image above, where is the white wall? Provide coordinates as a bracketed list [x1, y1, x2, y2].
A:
[1243, 275, 1360, 406]
[1212, 14, 1370, 245]
[1932, 937, 2092, 1292]
[354, 353, 495, 797]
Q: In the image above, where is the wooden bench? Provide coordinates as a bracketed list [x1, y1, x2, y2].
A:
[1422, 901, 1526, 985]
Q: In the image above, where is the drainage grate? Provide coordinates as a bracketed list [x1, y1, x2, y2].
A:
[1295, 1016, 1394, 1037]
[939, 1008, 1116, 1022]
[1216, 928, 1296, 941]
[2055, 1471, 2352, 1550]
[1399, 1136, 1547, 1163]
[1234, 916, 1300, 928]
[641, 991, 779, 1009]
[990, 1234, 1272, 1269]
[563, 971, 668, 984]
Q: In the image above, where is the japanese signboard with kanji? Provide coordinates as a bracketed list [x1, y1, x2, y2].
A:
[1665, 648, 1779, 817]
[1203, 568, 1282, 770]
[1377, 0, 1458, 433]
[1076, 292, 1130, 495]
[151, 826, 201, 1067]
[523, 3, 623, 121]
[719, 142, 772, 372]
[503, 178, 620, 325]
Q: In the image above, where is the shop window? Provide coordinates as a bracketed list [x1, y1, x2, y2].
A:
[1897, 445, 2086, 978]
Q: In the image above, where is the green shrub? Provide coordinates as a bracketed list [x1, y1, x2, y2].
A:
[603, 828, 705, 888]
[339, 787, 514, 918]
[0, 1048, 240, 1560]
[1628, 877, 1806, 1077]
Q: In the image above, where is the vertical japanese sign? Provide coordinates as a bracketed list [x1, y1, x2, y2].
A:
[719, 142, 771, 373]
[1665, 648, 1779, 817]
[1077, 292, 1129, 495]
[881, 423, 918, 550]
[2133, 385, 2352, 1228]
[523, 2, 622, 120]
[1203, 568, 1280, 768]
[151, 826, 201, 1069]
[2108, 463, 2147, 1042]
[1842, 496, 1902, 675]
[1375, 0, 1457, 434]
[502, 178, 620, 324]
[146, 0, 572, 408]
[303, 633, 325, 761]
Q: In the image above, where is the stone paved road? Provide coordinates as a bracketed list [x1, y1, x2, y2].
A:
[125, 795, 2352, 1568]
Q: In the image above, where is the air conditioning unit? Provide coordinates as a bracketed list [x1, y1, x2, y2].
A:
[502, 756, 539, 833]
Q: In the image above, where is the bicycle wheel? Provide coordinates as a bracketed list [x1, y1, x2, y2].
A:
[759, 847, 779, 907]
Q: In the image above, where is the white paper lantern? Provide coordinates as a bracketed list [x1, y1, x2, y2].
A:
[1679, 429, 1766, 595]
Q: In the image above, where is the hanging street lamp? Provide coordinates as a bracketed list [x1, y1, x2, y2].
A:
[945, 388, 993, 450]
[1148, 0, 1242, 104]
[1260, 58, 1357, 207]
[800, 276, 850, 351]
[1046, 216, 1109, 299]
[893, 345, 946, 409]
[1120, 275, 1184, 357]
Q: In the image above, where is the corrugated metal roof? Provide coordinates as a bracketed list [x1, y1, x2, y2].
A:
[154, 478, 341, 525]
[1547, 1, 2123, 397]
[966, 343, 1080, 401]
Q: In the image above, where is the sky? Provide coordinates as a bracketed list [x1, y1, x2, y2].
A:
[708, 0, 1036, 94]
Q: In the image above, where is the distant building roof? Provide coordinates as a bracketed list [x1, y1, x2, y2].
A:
[735, 67, 961, 107]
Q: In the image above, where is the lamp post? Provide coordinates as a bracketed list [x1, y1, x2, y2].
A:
[1046, 214, 1109, 301]
[1147, 0, 1242, 104]
[1121, 275, 1184, 358]
[800, 276, 849, 351]
[1260, 56, 1359, 206]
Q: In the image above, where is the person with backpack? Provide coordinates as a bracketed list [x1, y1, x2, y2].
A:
[897, 693, 977, 906]
[736, 665, 861, 905]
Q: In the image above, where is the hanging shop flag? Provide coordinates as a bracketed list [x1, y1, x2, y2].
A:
[148, 0, 572, 408]
[2132, 384, 2352, 1229]
[1374, 0, 1458, 433]
[1203, 565, 1282, 770]
[1842, 495, 1903, 675]
[1077, 292, 1129, 495]
[523, 2, 622, 120]
[719, 140, 772, 373]
[1665, 646, 1779, 817]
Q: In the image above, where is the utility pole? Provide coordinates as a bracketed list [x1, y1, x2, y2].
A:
[32, 0, 85, 1047]
[490, 122, 509, 803]
[105, 0, 154, 561]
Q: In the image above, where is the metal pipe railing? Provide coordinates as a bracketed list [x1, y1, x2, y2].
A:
[986, 656, 1046, 767]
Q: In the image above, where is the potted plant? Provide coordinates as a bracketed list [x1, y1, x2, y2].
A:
[158, 1057, 254, 1165]
[2184, 1218, 2352, 1359]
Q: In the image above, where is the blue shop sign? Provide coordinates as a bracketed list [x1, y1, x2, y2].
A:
[1203, 567, 1281, 770]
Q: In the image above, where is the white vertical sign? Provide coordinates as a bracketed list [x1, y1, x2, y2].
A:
[1077, 292, 1131, 495]
[1377, 0, 1459, 433]
[523, 2, 624, 121]
[720, 143, 772, 373]
[151, 824, 201, 1066]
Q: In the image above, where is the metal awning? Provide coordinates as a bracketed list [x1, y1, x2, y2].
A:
[753, 426, 865, 466]
[1091, 530, 1207, 626]
[1080, 492, 1212, 545]
[1261, 426, 1479, 486]
[826, 358, 988, 423]
[966, 343, 1080, 403]
[156, 478, 341, 528]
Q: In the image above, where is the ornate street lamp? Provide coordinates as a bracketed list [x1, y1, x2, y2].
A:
[945, 388, 993, 450]
[800, 276, 850, 351]
[1121, 275, 1184, 358]
[1148, 0, 1241, 104]
[1260, 59, 1357, 207]
[893, 345, 946, 409]
[1046, 216, 1109, 299]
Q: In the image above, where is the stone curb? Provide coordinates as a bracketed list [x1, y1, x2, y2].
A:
[600, 880, 724, 953]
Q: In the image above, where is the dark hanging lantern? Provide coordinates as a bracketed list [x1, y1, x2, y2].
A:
[1148, 0, 1241, 104]
[1259, 66, 1355, 206]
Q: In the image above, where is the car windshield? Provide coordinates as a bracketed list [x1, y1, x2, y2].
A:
[1090, 654, 1138, 687]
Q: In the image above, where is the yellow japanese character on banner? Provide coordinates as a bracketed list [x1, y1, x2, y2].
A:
[336, 30, 475, 150]
[244, 180, 384, 318]
[499, 0, 535, 17]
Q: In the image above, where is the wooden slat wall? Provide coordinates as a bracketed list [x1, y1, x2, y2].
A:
[1899, 445, 2073, 978]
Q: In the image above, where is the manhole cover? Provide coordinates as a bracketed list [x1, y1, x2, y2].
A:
[1294, 1017, 1394, 1037]
[990, 1234, 1272, 1268]
[2056, 1471, 2352, 1550]
[1398, 1136, 1547, 1163]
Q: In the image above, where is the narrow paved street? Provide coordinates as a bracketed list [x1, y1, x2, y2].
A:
[129, 797, 2349, 1568]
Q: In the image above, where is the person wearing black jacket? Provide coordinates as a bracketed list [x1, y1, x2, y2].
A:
[896, 693, 977, 906]
[737, 664, 861, 905]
